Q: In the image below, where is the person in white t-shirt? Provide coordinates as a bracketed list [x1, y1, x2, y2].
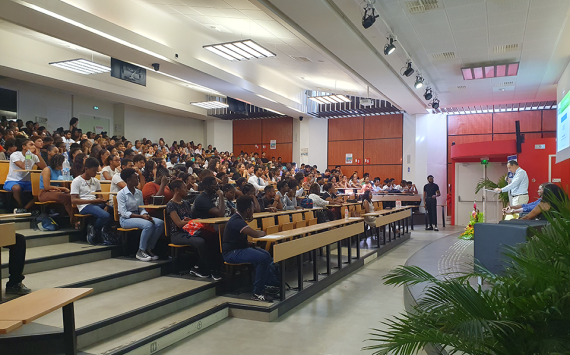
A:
[62, 130, 75, 147]
[4, 138, 47, 213]
[100, 154, 121, 181]
[109, 158, 133, 206]
[70, 157, 111, 244]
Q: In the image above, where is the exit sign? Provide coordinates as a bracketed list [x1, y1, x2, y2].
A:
[481, 159, 489, 165]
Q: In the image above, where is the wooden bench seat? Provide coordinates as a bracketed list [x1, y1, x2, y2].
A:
[0, 320, 22, 334]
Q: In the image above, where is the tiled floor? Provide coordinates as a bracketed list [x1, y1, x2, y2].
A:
[158, 225, 463, 355]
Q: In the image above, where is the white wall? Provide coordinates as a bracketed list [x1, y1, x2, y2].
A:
[123, 105, 205, 145]
[308, 117, 328, 170]
[205, 119, 233, 153]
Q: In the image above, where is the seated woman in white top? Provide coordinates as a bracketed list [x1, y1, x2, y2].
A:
[100, 154, 120, 181]
[361, 190, 377, 227]
[109, 158, 133, 206]
[308, 183, 329, 208]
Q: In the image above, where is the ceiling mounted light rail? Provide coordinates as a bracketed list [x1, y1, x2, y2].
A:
[308, 94, 352, 105]
[203, 40, 276, 61]
[49, 58, 110, 74]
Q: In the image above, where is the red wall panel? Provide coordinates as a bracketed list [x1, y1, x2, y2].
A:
[493, 111, 542, 133]
[493, 133, 543, 141]
[364, 139, 403, 165]
[261, 117, 293, 144]
[364, 114, 403, 139]
[448, 134, 493, 163]
[328, 140, 363, 166]
[364, 165, 402, 182]
[233, 144, 261, 156]
[542, 110, 557, 131]
[328, 117, 364, 141]
[233, 120, 262, 145]
[448, 114, 493, 135]
[262, 143, 292, 163]
[543, 132, 557, 138]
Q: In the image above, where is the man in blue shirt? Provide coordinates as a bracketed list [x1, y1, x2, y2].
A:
[495, 160, 529, 207]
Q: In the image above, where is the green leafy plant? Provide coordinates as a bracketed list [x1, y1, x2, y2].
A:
[363, 194, 570, 355]
[475, 174, 510, 208]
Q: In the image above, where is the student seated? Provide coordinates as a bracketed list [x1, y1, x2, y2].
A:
[216, 184, 236, 217]
[191, 176, 226, 219]
[109, 158, 133, 206]
[222, 195, 280, 302]
[362, 190, 377, 227]
[117, 168, 164, 262]
[521, 183, 567, 220]
[248, 166, 267, 191]
[407, 181, 418, 194]
[167, 180, 221, 280]
[261, 185, 282, 212]
[39, 154, 74, 224]
[100, 154, 121, 181]
[308, 183, 329, 208]
[5, 137, 47, 213]
[71, 157, 112, 244]
[142, 166, 173, 205]
[276, 180, 296, 210]
[241, 183, 262, 213]
[321, 183, 343, 204]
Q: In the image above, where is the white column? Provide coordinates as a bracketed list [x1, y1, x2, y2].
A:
[205, 119, 233, 153]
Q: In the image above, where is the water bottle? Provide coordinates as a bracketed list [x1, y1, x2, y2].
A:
[66, 142, 71, 152]
[345, 208, 349, 220]
[24, 150, 33, 170]
[396, 199, 402, 209]
[62, 153, 71, 180]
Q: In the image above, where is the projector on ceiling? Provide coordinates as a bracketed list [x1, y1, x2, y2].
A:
[360, 98, 373, 107]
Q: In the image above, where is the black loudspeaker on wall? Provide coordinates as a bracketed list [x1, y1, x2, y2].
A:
[515, 120, 525, 153]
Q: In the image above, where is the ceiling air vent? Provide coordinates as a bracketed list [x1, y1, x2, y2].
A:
[289, 55, 312, 62]
[431, 51, 456, 60]
[448, 85, 467, 91]
[406, 0, 439, 14]
[494, 81, 515, 87]
[493, 44, 519, 53]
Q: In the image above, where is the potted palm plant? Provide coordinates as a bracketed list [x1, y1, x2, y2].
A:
[363, 195, 570, 355]
[475, 174, 510, 208]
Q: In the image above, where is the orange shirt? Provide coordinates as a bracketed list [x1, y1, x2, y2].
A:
[141, 182, 173, 205]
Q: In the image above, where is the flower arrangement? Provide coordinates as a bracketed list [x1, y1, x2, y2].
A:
[459, 202, 484, 240]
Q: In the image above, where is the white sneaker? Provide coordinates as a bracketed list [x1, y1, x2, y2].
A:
[146, 250, 159, 260]
[136, 249, 152, 262]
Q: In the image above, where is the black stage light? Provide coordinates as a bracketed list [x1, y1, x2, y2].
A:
[424, 87, 433, 100]
[384, 36, 396, 55]
[362, 7, 379, 29]
[401, 61, 414, 77]
[431, 98, 440, 109]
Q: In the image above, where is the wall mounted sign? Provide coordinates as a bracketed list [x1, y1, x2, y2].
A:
[345, 153, 353, 164]
[111, 58, 146, 86]
[270, 140, 276, 149]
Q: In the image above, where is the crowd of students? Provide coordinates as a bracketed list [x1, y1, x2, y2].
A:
[0, 117, 419, 301]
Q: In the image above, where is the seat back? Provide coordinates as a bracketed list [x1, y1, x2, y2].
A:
[112, 195, 120, 222]
[308, 218, 317, 226]
[163, 209, 170, 237]
[295, 220, 307, 228]
[281, 222, 294, 231]
[218, 224, 226, 253]
[304, 211, 313, 220]
[277, 214, 290, 227]
[292, 212, 303, 223]
[30, 172, 41, 197]
[100, 183, 110, 201]
[0, 162, 9, 185]
[247, 220, 259, 230]
[266, 225, 279, 234]
[261, 217, 275, 231]
[349, 205, 355, 211]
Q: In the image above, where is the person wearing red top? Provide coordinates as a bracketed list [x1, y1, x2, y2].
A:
[142, 166, 173, 207]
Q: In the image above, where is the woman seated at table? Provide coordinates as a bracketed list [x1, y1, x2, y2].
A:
[521, 184, 568, 220]
[360, 176, 372, 193]
[100, 154, 121, 181]
[142, 166, 173, 206]
[361, 190, 377, 228]
[167, 179, 222, 280]
[222, 195, 280, 302]
[117, 168, 164, 262]
[5, 137, 47, 213]
[308, 183, 329, 208]
[39, 154, 74, 225]
[70, 153, 86, 178]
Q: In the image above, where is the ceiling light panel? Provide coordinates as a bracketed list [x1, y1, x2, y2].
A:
[204, 39, 276, 61]
[191, 101, 229, 109]
[309, 94, 351, 105]
[49, 58, 110, 74]
[462, 62, 519, 80]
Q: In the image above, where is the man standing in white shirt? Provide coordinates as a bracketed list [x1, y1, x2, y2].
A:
[248, 166, 267, 191]
[495, 160, 529, 206]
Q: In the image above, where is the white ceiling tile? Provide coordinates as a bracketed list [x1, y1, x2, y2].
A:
[487, 0, 529, 13]
[223, 0, 260, 10]
[179, 0, 232, 7]
[239, 10, 274, 20]
[449, 16, 487, 30]
[255, 20, 298, 39]
[445, 3, 486, 19]
[191, 7, 227, 16]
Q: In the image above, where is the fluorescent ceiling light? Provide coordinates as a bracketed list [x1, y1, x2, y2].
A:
[309, 94, 351, 105]
[204, 39, 276, 61]
[287, 106, 305, 113]
[17, 0, 168, 61]
[191, 101, 229, 109]
[49, 58, 110, 74]
[264, 108, 284, 115]
[256, 94, 276, 103]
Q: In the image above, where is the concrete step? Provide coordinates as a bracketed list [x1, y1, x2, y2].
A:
[16, 228, 84, 248]
[0, 276, 217, 351]
[2, 258, 170, 300]
[0, 216, 35, 231]
[80, 297, 229, 355]
[1, 242, 120, 278]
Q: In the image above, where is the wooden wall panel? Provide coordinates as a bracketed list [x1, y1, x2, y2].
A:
[328, 117, 364, 141]
[493, 133, 543, 141]
[363, 138, 403, 165]
[493, 111, 542, 133]
[233, 120, 262, 145]
[261, 117, 293, 143]
[329, 166, 364, 178]
[364, 165, 402, 182]
[542, 110, 557, 131]
[364, 114, 403, 139]
[233, 144, 261, 156]
[543, 132, 556, 138]
[448, 134, 493, 163]
[327, 140, 363, 166]
[448, 114, 493, 135]
[262, 143, 292, 163]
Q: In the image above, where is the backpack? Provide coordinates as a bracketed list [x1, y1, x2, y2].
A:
[300, 198, 313, 209]
[31, 214, 59, 231]
[101, 227, 122, 245]
[315, 209, 331, 223]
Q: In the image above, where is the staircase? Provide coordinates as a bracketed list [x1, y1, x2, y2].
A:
[0, 216, 230, 355]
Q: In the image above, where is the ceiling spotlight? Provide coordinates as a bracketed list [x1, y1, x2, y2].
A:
[362, 5, 379, 29]
[431, 98, 440, 110]
[384, 36, 396, 55]
[424, 87, 433, 100]
[414, 75, 424, 89]
[401, 60, 414, 77]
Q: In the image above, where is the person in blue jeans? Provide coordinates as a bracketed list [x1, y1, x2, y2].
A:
[117, 168, 164, 262]
[71, 157, 112, 244]
[222, 195, 280, 302]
